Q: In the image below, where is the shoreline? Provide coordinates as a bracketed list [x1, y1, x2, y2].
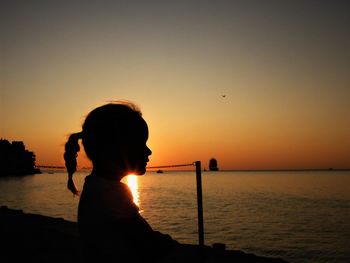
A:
[0, 206, 288, 262]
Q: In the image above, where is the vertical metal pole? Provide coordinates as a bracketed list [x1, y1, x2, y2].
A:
[195, 161, 204, 261]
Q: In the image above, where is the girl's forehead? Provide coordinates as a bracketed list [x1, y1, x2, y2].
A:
[113, 117, 149, 140]
[137, 120, 149, 140]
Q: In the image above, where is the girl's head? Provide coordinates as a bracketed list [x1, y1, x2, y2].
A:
[64, 101, 152, 195]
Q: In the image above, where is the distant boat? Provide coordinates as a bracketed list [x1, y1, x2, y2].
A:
[156, 169, 164, 174]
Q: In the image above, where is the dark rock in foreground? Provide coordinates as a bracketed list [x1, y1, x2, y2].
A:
[0, 206, 80, 263]
[0, 206, 288, 263]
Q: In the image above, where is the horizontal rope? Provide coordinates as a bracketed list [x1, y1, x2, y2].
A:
[37, 165, 65, 169]
[147, 163, 195, 169]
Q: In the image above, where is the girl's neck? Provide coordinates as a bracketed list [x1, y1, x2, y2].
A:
[91, 166, 126, 181]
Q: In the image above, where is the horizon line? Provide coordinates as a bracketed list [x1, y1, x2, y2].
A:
[37, 165, 350, 172]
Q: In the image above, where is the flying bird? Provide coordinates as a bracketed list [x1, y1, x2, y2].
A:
[222, 95, 226, 98]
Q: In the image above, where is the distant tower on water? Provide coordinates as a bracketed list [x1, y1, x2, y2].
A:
[209, 158, 219, 171]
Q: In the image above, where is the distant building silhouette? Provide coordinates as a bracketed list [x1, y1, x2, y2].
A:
[209, 158, 219, 171]
[0, 139, 41, 176]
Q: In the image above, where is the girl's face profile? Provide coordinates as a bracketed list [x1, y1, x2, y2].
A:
[108, 117, 152, 175]
[117, 118, 152, 175]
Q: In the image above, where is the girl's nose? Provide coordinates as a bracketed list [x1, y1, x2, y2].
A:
[146, 146, 152, 156]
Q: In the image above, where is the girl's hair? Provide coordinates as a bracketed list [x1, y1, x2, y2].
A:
[64, 101, 143, 195]
[64, 132, 82, 195]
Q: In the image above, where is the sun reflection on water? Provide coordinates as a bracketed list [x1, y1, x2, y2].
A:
[125, 174, 140, 208]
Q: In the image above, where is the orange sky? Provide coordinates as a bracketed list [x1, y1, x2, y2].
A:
[1, 1, 349, 170]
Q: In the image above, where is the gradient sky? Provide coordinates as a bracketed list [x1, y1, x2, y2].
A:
[1, 0, 349, 170]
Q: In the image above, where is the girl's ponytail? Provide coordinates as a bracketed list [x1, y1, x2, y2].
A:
[64, 132, 82, 196]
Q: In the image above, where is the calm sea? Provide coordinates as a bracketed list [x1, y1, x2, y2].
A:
[0, 170, 349, 263]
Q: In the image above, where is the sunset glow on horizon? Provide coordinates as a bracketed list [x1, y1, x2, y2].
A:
[1, 1, 349, 170]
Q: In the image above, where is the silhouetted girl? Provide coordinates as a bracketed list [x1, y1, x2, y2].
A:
[64, 101, 176, 262]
